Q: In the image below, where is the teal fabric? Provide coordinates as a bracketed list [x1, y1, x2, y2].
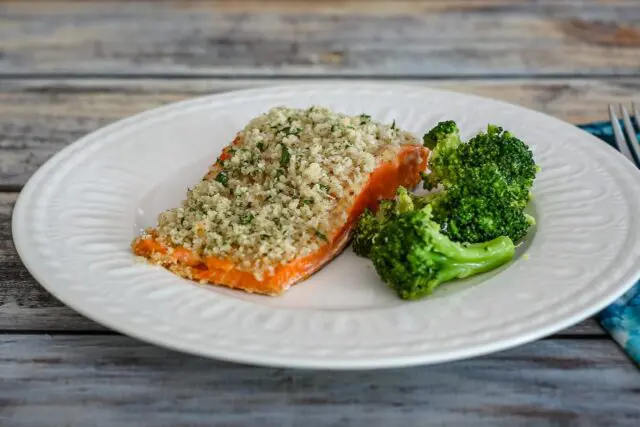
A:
[578, 120, 640, 365]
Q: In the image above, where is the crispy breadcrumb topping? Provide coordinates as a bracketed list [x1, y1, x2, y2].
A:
[150, 106, 419, 278]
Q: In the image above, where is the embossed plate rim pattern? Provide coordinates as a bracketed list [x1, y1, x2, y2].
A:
[12, 83, 640, 369]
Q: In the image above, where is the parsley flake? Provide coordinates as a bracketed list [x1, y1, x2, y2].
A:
[280, 144, 290, 167]
[315, 230, 328, 241]
[239, 213, 254, 225]
[215, 172, 228, 186]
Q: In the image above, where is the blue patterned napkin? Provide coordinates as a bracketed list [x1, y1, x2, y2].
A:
[578, 120, 640, 365]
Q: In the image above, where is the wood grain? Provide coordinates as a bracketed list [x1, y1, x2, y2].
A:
[0, 1, 639, 76]
[2, 77, 639, 186]
[0, 192, 606, 335]
[0, 335, 637, 426]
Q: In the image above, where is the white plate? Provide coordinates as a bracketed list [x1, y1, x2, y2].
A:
[13, 84, 640, 369]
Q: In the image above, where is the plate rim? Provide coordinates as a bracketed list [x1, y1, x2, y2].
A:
[12, 82, 640, 369]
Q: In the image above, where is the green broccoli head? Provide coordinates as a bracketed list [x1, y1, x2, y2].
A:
[394, 186, 415, 213]
[351, 208, 380, 257]
[418, 122, 537, 243]
[457, 125, 537, 205]
[370, 206, 515, 300]
[351, 187, 417, 258]
[429, 165, 534, 243]
[422, 121, 463, 190]
[376, 199, 395, 221]
[422, 120, 459, 150]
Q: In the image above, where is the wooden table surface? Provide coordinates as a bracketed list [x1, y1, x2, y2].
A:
[1, 1, 639, 425]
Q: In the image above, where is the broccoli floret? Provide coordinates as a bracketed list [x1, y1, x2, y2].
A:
[394, 186, 415, 213]
[457, 125, 537, 205]
[429, 165, 534, 243]
[371, 206, 515, 300]
[420, 122, 537, 243]
[351, 187, 415, 258]
[422, 120, 459, 151]
[421, 120, 463, 190]
[351, 209, 381, 257]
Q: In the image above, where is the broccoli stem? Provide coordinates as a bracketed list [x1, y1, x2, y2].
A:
[427, 236, 515, 288]
[372, 206, 517, 301]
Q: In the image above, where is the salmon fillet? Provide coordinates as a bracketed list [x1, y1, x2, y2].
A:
[133, 106, 429, 295]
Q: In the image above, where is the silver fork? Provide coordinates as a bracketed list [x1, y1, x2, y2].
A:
[609, 103, 640, 166]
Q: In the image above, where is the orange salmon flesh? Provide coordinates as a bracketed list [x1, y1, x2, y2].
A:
[133, 142, 429, 295]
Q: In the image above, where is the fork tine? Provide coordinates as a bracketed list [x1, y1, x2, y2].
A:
[633, 102, 640, 128]
[621, 105, 640, 163]
[609, 104, 635, 164]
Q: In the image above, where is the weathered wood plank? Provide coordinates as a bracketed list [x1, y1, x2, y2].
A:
[2, 77, 639, 186]
[0, 192, 607, 335]
[0, 335, 636, 426]
[1, 1, 639, 76]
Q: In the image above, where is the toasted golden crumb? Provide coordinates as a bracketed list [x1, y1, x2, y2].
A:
[143, 106, 419, 278]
